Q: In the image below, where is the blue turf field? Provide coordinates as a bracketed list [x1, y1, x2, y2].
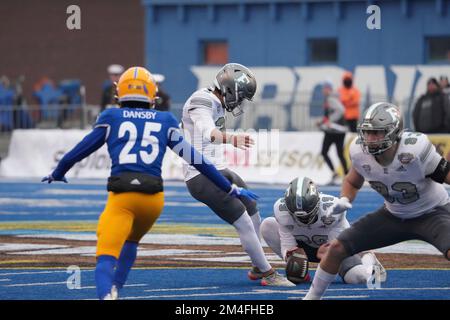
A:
[1, 268, 449, 300]
[0, 179, 449, 300]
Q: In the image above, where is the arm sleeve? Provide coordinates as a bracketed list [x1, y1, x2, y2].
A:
[279, 225, 299, 261]
[420, 136, 443, 176]
[51, 127, 107, 180]
[328, 97, 345, 123]
[93, 109, 113, 139]
[273, 201, 298, 260]
[168, 129, 232, 193]
[188, 106, 216, 143]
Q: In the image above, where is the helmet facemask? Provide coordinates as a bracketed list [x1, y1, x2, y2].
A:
[284, 177, 320, 226]
[290, 201, 320, 225]
[214, 63, 256, 117]
[359, 126, 396, 155]
[358, 103, 404, 156]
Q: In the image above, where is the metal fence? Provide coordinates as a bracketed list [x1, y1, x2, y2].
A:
[0, 97, 418, 135]
[0, 104, 100, 134]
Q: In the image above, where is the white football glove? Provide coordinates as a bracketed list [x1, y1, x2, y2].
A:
[328, 197, 352, 216]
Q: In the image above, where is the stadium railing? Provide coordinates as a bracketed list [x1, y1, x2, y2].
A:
[0, 95, 416, 135]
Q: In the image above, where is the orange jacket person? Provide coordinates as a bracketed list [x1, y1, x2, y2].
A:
[338, 71, 361, 132]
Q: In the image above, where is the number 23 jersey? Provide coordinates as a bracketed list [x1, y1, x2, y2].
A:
[349, 132, 449, 219]
[94, 107, 180, 177]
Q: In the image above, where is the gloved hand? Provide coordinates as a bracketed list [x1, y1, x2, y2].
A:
[328, 197, 352, 215]
[41, 175, 68, 184]
[228, 183, 259, 201]
[328, 197, 353, 215]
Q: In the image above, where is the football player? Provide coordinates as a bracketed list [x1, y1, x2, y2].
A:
[304, 102, 450, 300]
[42, 66, 259, 299]
[181, 63, 294, 286]
[260, 176, 386, 285]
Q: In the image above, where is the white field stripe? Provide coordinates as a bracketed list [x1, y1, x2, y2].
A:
[80, 283, 148, 290]
[287, 295, 370, 300]
[0, 198, 104, 207]
[0, 279, 10, 282]
[38, 189, 189, 197]
[324, 295, 370, 299]
[0, 270, 94, 276]
[144, 286, 219, 292]
[254, 287, 450, 294]
[165, 202, 205, 207]
[122, 291, 274, 300]
[39, 189, 106, 196]
[3, 281, 67, 287]
[0, 243, 69, 251]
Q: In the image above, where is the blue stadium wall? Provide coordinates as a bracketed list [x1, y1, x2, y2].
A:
[142, 0, 450, 126]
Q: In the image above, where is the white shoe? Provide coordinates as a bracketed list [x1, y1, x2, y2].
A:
[101, 286, 119, 300]
[261, 271, 296, 287]
[111, 285, 119, 300]
[366, 252, 387, 282]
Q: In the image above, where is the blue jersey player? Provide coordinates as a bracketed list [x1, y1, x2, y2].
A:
[42, 67, 258, 299]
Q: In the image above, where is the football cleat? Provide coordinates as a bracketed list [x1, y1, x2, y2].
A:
[111, 285, 119, 300]
[248, 266, 264, 280]
[261, 271, 296, 287]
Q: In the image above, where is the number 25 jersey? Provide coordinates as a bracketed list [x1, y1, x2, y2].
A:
[349, 132, 449, 219]
[94, 107, 180, 177]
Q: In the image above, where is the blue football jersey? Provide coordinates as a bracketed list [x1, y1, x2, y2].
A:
[94, 108, 180, 177]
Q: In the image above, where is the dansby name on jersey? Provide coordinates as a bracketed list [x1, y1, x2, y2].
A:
[123, 110, 157, 120]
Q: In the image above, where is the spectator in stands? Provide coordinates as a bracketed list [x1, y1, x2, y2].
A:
[153, 74, 171, 112]
[317, 80, 349, 185]
[338, 71, 360, 133]
[100, 64, 124, 112]
[413, 77, 450, 133]
[440, 75, 450, 98]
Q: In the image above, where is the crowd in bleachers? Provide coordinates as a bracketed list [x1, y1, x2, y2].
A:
[0, 75, 84, 132]
[0, 64, 171, 133]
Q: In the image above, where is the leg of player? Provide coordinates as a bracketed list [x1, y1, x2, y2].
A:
[250, 211, 262, 240]
[113, 241, 138, 291]
[233, 212, 295, 286]
[95, 255, 118, 300]
[233, 212, 272, 273]
[303, 239, 348, 300]
[260, 217, 283, 259]
[111, 192, 164, 297]
[361, 251, 387, 282]
[340, 255, 372, 284]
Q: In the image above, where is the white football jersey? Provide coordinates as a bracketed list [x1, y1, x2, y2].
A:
[350, 132, 449, 219]
[273, 195, 350, 258]
[181, 88, 227, 181]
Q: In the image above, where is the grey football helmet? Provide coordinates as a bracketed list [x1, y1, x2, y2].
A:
[358, 102, 404, 155]
[284, 177, 320, 225]
[213, 63, 257, 116]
